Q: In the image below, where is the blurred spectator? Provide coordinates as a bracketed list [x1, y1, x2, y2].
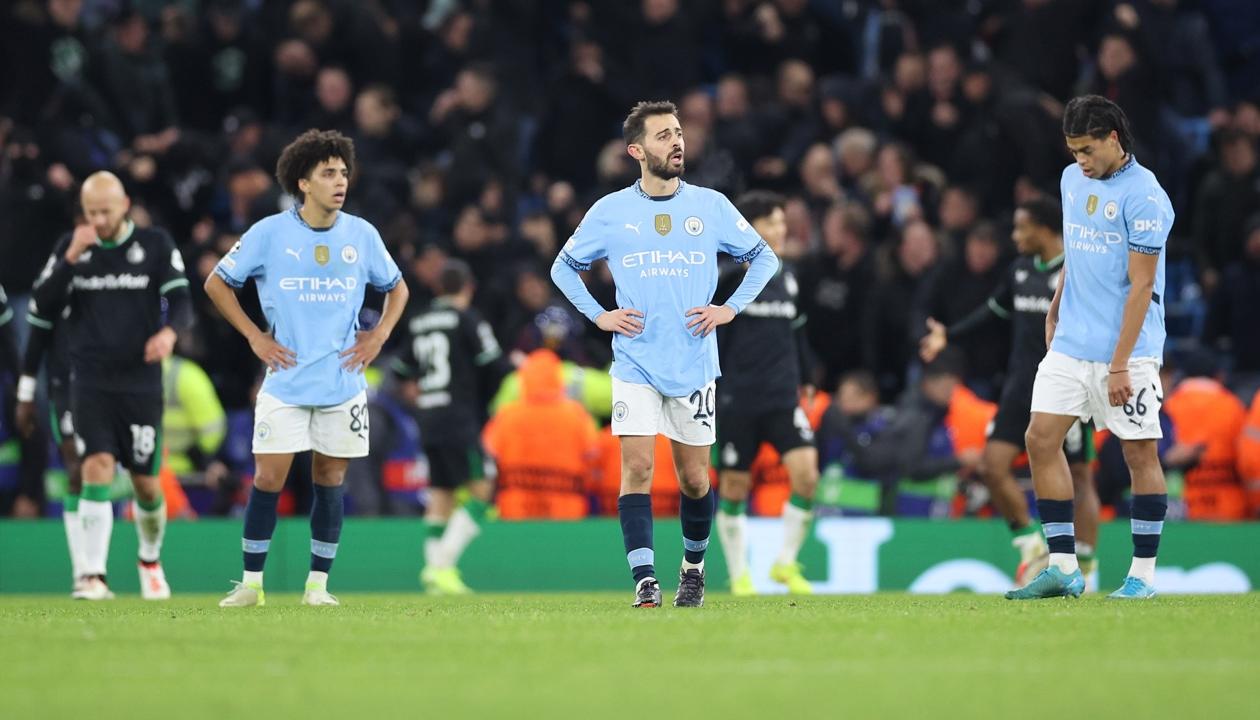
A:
[161, 354, 226, 511]
[1193, 130, 1260, 283]
[1163, 350, 1249, 520]
[815, 370, 896, 517]
[917, 221, 1011, 397]
[863, 352, 981, 516]
[798, 203, 874, 390]
[864, 219, 941, 401]
[98, 8, 180, 152]
[1238, 389, 1260, 517]
[483, 349, 599, 519]
[1203, 214, 1260, 399]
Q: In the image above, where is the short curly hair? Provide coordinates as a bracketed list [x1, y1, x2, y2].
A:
[275, 129, 356, 202]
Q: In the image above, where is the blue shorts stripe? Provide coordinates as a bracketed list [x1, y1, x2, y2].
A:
[627, 547, 654, 569]
[1043, 522, 1075, 538]
[311, 539, 339, 559]
[242, 538, 271, 554]
[1131, 519, 1164, 535]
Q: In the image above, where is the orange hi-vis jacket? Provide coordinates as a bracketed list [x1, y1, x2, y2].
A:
[483, 350, 599, 519]
[1236, 389, 1260, 517]
[946, 384, 998, 455]
[1165, 378, 1248, 520]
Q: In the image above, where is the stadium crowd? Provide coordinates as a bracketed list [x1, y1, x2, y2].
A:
[2, 0, 1260, 521]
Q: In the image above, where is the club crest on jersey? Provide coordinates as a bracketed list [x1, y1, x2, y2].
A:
[126, 242, 145, 265]
[341, 245, 358, 264]
[1104, 201, 1118, 221]
[684, 216, 703, 236]
[1086, 195, 1099, 215]
[654, 214, 671, 236]
[315, 245, 330, 265]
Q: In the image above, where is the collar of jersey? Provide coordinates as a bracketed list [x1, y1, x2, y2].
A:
[1099, 154, 1136, 181]
[1034, 253, 1064, 272]
[633, 179, 685, 201]
[290, 205, 340, 232]
[96, 220, 135, 249]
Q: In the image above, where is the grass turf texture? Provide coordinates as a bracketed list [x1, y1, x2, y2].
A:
[2, 593, 1257, 719]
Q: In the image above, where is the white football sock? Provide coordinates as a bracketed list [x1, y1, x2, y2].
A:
[306, 570, 329, 590]
[440, 507, 481, 567]
[134, 499, 166, 563]
[242, 570, 264, 586]
[776, 502, 814, 566]
[681, 558, 705, 572]
[1049, 552, 1079, 574]
[79, 498, 114, 576]
[1128, 556, 1156, 584]
[63, 509, 85, 580]
[715, 509, 747, 579]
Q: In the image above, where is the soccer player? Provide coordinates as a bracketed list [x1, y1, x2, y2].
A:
[1007, 95, 1174, 600]
[15, 289, 86, 594]
[392, 259, 509, 594]
[551, 101, 779, 608]
[23, 172, 194, 600]
[711, 191, 818, 596]
[920, 197, 1102, 587]
[207, 130, 407, 607]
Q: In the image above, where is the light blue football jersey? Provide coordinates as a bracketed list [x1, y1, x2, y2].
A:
[557, 180, 769, 397]
[214, 208, 402, 406]
[1054, 157, 1174, 364]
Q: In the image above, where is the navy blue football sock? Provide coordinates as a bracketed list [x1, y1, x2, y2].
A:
[618, 493, 655, 583]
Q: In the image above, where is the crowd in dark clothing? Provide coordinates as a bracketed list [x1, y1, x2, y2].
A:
[2, 0, 1260, 517]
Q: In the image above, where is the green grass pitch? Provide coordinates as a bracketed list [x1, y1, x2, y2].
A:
[2, 593, 1258, 719]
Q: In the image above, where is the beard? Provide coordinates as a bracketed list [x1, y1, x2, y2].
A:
[645, 148, 684, 180]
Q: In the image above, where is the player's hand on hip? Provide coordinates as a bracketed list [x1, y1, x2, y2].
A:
[685, 304, 735, 337]
[143, 327, 178, 363]
[15, 401, 37, 439]
[595, 308, 644, 337]
[249, 332, 297, 372]
[1107, 368, 1133, 407]
[340, 329, 386, 372]
[919, 317, 947, 362]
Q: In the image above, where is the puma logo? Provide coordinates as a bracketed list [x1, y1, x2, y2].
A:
[285, 248, 302, 261]
[700, 420, 712, 430]
[1128, 418, 1142, 427]
[625, 222, 642, 236]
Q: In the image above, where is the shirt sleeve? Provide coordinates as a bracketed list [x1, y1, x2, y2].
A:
[552, 202, 612, 322]
[1124, 183, 1174, 256]
[557, 203, 610, 271]
[155, 230, 192, 297]
[364, 223, 402, 291]
[214, 224, 267, 287]
[714, 193, 767, 262]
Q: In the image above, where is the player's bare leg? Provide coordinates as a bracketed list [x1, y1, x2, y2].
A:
[618, 435, 660, 607]
[131, 471, 170, 600]
[1110, 440, 1167, 599]
[770, 446, 818, 594]
[670, 440, 713, 607]
[220, 452, 294, 607]
[978, 439, 1046, 583]
[304, 452, 348, 606]
[1070, 460, 1101, 589]
[76, 452, 118, 600]
[1007, 413, 1084, 599]
[715, 469, 753, 595]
